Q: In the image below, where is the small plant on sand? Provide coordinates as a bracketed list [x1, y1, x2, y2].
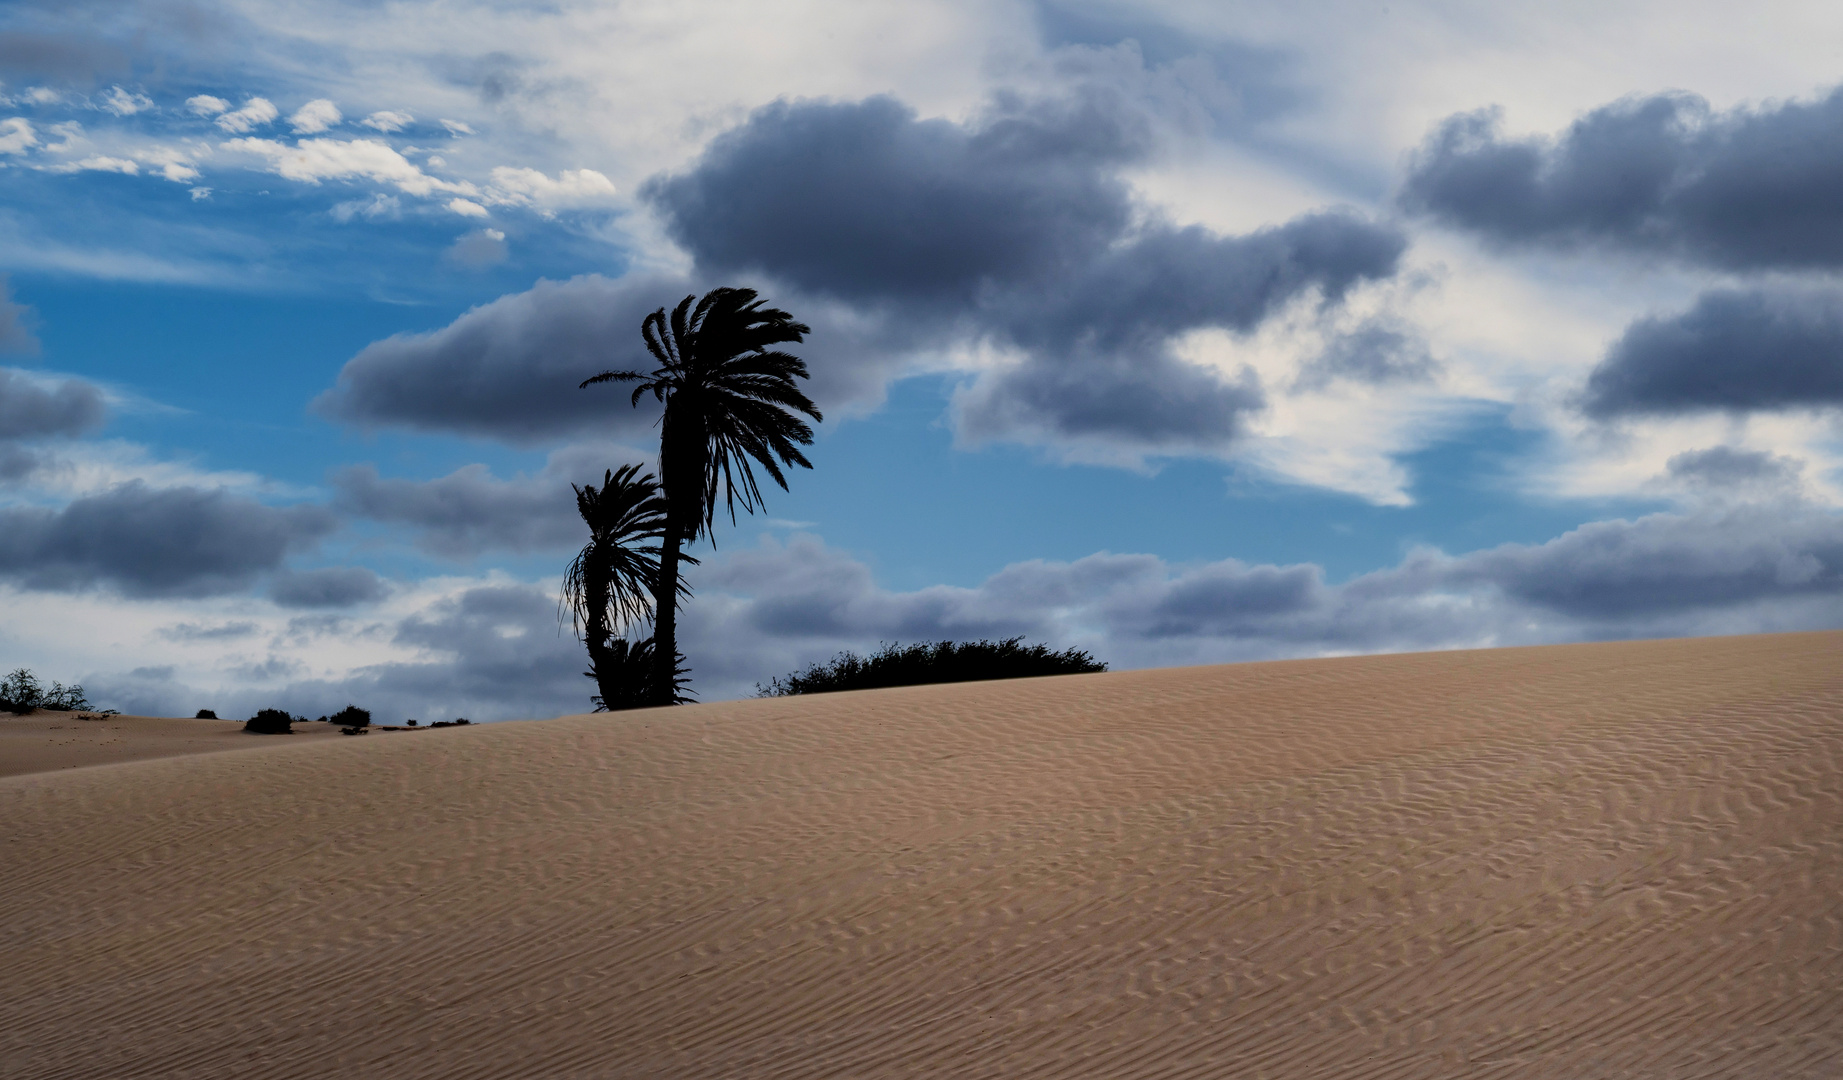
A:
[757, 638, 1106, 697]
[244, 708, 295, 735]
[196, 709, 219, 719]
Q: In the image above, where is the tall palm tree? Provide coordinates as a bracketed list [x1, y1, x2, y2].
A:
[580, 287, 822, 705]
[560, 464, 692, 710]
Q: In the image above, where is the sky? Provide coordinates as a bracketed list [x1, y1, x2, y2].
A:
[1, 0, 1840, 721]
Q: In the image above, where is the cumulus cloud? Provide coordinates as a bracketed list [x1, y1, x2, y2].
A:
[186, 95, 229, 116]
[0, 117, 37, 155]
[647, 92, 1405, 460]
[0, 367, 103, 438]
[360, 110, 413, 132]
[487, 166, 617, 211]
[331, 442, 641, 557]
[97, 86, 151, 116]
[328, 87, 1403, 459]
[1664, 446, 1804, 495]
[288, 98, 342, 134]
[313, 272, 680, 442]
[270, 566, 387, 608]
[214, 96, 278, 134]
[1292, 319, 1439, 391]
[446, 197, 488, 218]
[1402, 86, 1843, 270]
[0, 482, 335, 597]
[223, 136, 472, 198]
[1581, 286, 1843, 418]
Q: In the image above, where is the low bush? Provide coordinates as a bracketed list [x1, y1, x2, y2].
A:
[195, 709, 219, 720]
[757, 637, 1106, 697]
[244, 708, 295, 735]
[329, 705, 371, 729]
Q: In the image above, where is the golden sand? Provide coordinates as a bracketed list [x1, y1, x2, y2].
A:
[5, 632, 1840, 1078]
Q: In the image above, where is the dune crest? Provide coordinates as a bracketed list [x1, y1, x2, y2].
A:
[5, 632, 1841, 1078]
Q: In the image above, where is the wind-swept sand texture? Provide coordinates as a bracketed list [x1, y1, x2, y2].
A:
[5, 632, 1841, 1079]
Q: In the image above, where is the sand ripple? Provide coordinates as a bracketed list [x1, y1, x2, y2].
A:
[4, 632, 1840, 1078]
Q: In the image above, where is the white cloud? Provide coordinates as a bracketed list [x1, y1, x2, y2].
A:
[486, 166, 617, 211]
[215, 97, 279, 134]
[0, 118, 35, 155]
[50, 155, 140, 176]
[24, 88, 62, 106]
[360, 110, 413, 133]
[189, 187, 212, 201]
[289, 99, 342, 134]
[186, 95, 230, 116]
[222, 136, 474, 198]
[330, 193, 401, 222]
[98, 87, 154, 117]
[439, 119, 474, 136]
[446, 197, 488, 218]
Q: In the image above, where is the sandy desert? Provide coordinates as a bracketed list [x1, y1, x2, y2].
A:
[4, 631, 1840, 1078]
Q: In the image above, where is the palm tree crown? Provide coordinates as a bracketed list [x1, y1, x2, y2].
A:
[580, 286, 822, 704]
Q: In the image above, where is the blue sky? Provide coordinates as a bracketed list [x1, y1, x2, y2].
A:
[2, 0, 1840, 720]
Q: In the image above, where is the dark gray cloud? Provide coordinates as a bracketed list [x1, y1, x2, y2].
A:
[0, 482, 335, 597]
[1581, 286, 1843, 417]
[1293, 319, 1439, 391]
[1401, 86, 1843, 269]
[270, 566, 387, 608]
[331, 442, 646, 557]
[0, 367, 105, 439]
[312, 274, 675, 444]
[158, 620, 260, 642]
[322, 82, 1402, 459]
[1665, 446, 1803, 489]
[649, 92, 1402, 456]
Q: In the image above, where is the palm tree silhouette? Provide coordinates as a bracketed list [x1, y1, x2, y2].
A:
[581, 287, 821, 705]
[560, 464, 693, 710]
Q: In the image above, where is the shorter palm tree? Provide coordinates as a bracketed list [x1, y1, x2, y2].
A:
[560, 465, 693, 710]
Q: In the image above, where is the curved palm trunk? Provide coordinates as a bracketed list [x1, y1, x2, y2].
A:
[581, 546, 621, 708]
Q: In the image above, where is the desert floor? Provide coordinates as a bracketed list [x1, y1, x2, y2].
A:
[5, 632, 1840, 1078]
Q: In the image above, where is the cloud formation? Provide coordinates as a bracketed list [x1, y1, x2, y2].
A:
[0, 482, 335, 597]
[270, 566, 387, 608]
[1402, 87, 1843, 269]
[314, 273, 678, 442]
[332, 442, 640, 557]
[1581, 286, 1843, 417]
[0, 367, 103, 439]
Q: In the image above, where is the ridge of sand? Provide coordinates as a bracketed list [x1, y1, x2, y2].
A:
[5, 632, 1841, 1078]
[0, 712, 348, 779]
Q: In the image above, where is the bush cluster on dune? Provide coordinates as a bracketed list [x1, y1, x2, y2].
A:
[757, 638, 1106, 697]
[2, 669, 96, 714]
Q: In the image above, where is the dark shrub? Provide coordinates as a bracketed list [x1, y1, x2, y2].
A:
[329, 705, 371, 729]
[195, 709, 219, 719]
[244, 708, 294, 735]
[455, 718, 471, 725]
[2, 668, 93, 714]
[757, 637, 1107, 696]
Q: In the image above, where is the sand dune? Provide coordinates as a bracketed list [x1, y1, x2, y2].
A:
[0, 712, 347, 779]
[5, 632, 1840, 1078]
